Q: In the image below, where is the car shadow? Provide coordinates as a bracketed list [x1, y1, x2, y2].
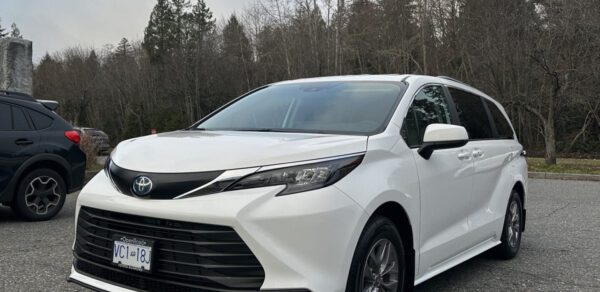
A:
[414, 250, 518, 291]
[415, 256, 487, 291]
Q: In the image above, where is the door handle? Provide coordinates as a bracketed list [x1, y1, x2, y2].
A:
[15, 139, 33, 146]
[472, 149, 484, 159]
[457, 151, 472, 161]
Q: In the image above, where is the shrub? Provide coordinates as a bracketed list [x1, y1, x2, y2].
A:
[79, 135, 98, 170]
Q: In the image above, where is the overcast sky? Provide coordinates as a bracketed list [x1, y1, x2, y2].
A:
[0, 0, 253, 63]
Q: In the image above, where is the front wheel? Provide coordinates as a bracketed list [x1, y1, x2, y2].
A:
[492, 190, 523, 259]
[346, 216, 406, 292]
[11, 168, 67, 221]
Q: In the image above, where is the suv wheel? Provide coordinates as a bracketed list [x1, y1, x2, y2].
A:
[492, 190, 523, 259]
[11, 168, 67, 221]
[346, 216, 406, 292]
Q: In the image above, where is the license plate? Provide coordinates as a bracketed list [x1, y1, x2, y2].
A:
[112, 235, 153, 273]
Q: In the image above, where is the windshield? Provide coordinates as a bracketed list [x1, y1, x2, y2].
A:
[196, 81, 406, 135]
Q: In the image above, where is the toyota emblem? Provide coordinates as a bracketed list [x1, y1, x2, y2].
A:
[132, 176, 153, 196]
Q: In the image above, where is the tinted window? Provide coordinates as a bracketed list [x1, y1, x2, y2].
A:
[448, 88, 493, 139]
[0, 103, 10, 131]
[198, 82, 405, 135]
[28, 109, 54, 130]
[12, 106, 31, 131]
[402, 86, 452, 147]
[485, 100, 514, 139]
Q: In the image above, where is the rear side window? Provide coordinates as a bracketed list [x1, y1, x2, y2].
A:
[448, 88, 493, 140]
[402, 85, 453, 147]
[12, 106, 32, 131]
[485, 100, 514, 139]
[28, 109, 54, 130]
[0, 103, 10, 130]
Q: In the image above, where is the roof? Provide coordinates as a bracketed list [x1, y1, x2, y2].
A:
[271, 74, 496, 104]
[273, 74, 411, 85]
[0, 90, 35, 101]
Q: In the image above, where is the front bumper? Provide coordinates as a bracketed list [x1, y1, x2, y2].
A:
[68, 267, 135, 292]
[69, 171, 368, 292]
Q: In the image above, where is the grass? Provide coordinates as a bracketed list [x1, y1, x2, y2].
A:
[527, 157, 600, 175]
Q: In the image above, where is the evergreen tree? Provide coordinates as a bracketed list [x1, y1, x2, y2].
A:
[346, 0, 380, 73]
[289, 3, 327, 76]
[86, 50, 100, 75]
[377, 0, 418, 73]
[256, 25, 288, 82]
[190, 0, 214, 35]
[171, 0, 190, 46]
[10, 23, 23, 38]
[187, 0, 215, 65]
[143, 0, 177, 62]
[221, 15, 253, 95]
[188, 0, 214, 46]
[222, 15, 252, 62]
[182, 0, 217, 121]
[116, 38, 132, 57]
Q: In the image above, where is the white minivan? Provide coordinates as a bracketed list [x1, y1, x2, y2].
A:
[68, 75, 527, 292]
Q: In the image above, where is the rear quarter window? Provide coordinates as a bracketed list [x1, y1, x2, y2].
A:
[448, 88, 494, 140]
[485, 99, 514, 139]
[28, 109, 54, 130]
[12, 106, 32, 131]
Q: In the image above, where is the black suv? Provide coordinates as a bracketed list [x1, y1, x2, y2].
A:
[0, 90, 86, 221]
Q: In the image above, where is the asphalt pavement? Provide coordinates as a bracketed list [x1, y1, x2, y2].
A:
[0, 179, 599, 291]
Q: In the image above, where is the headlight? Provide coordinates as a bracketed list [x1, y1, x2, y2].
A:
[226, 155, 364, 196]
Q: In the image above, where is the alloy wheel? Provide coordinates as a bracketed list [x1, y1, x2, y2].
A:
[24, 176, 61, 215]
[507, 201, 521, 248]
[360, 238, 400, 292]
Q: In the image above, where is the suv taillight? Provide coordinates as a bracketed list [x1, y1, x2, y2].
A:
[65, 130, 81, 145]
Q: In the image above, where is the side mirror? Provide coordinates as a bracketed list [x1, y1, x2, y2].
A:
[418, 124, 469, 159]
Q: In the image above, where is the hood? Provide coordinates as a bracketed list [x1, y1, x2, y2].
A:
[111, 130, 367, 173]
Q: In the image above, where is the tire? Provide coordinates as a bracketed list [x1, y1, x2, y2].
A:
[492, 190, 523, 259]
[346, 216, 407, 292]
[11, 168, 67, 221]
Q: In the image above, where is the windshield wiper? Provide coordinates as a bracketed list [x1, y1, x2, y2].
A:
[187, 127, 212, 131]
[190, 128, 328, 134]
[232, 128, 329, 134]
[234, 128, 288, 132]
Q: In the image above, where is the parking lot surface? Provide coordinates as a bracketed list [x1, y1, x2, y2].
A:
[1, 179, 599, 291]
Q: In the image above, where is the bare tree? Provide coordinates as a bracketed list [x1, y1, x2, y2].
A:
[31, 0, 600, 161]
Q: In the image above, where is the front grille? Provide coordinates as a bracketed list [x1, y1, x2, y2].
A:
[74, 206, 265, 291]
[107, 160, 224, 199]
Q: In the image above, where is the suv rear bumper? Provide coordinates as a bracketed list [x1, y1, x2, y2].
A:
[65, 147, 86, 193]
[66, 161, 85, 193]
